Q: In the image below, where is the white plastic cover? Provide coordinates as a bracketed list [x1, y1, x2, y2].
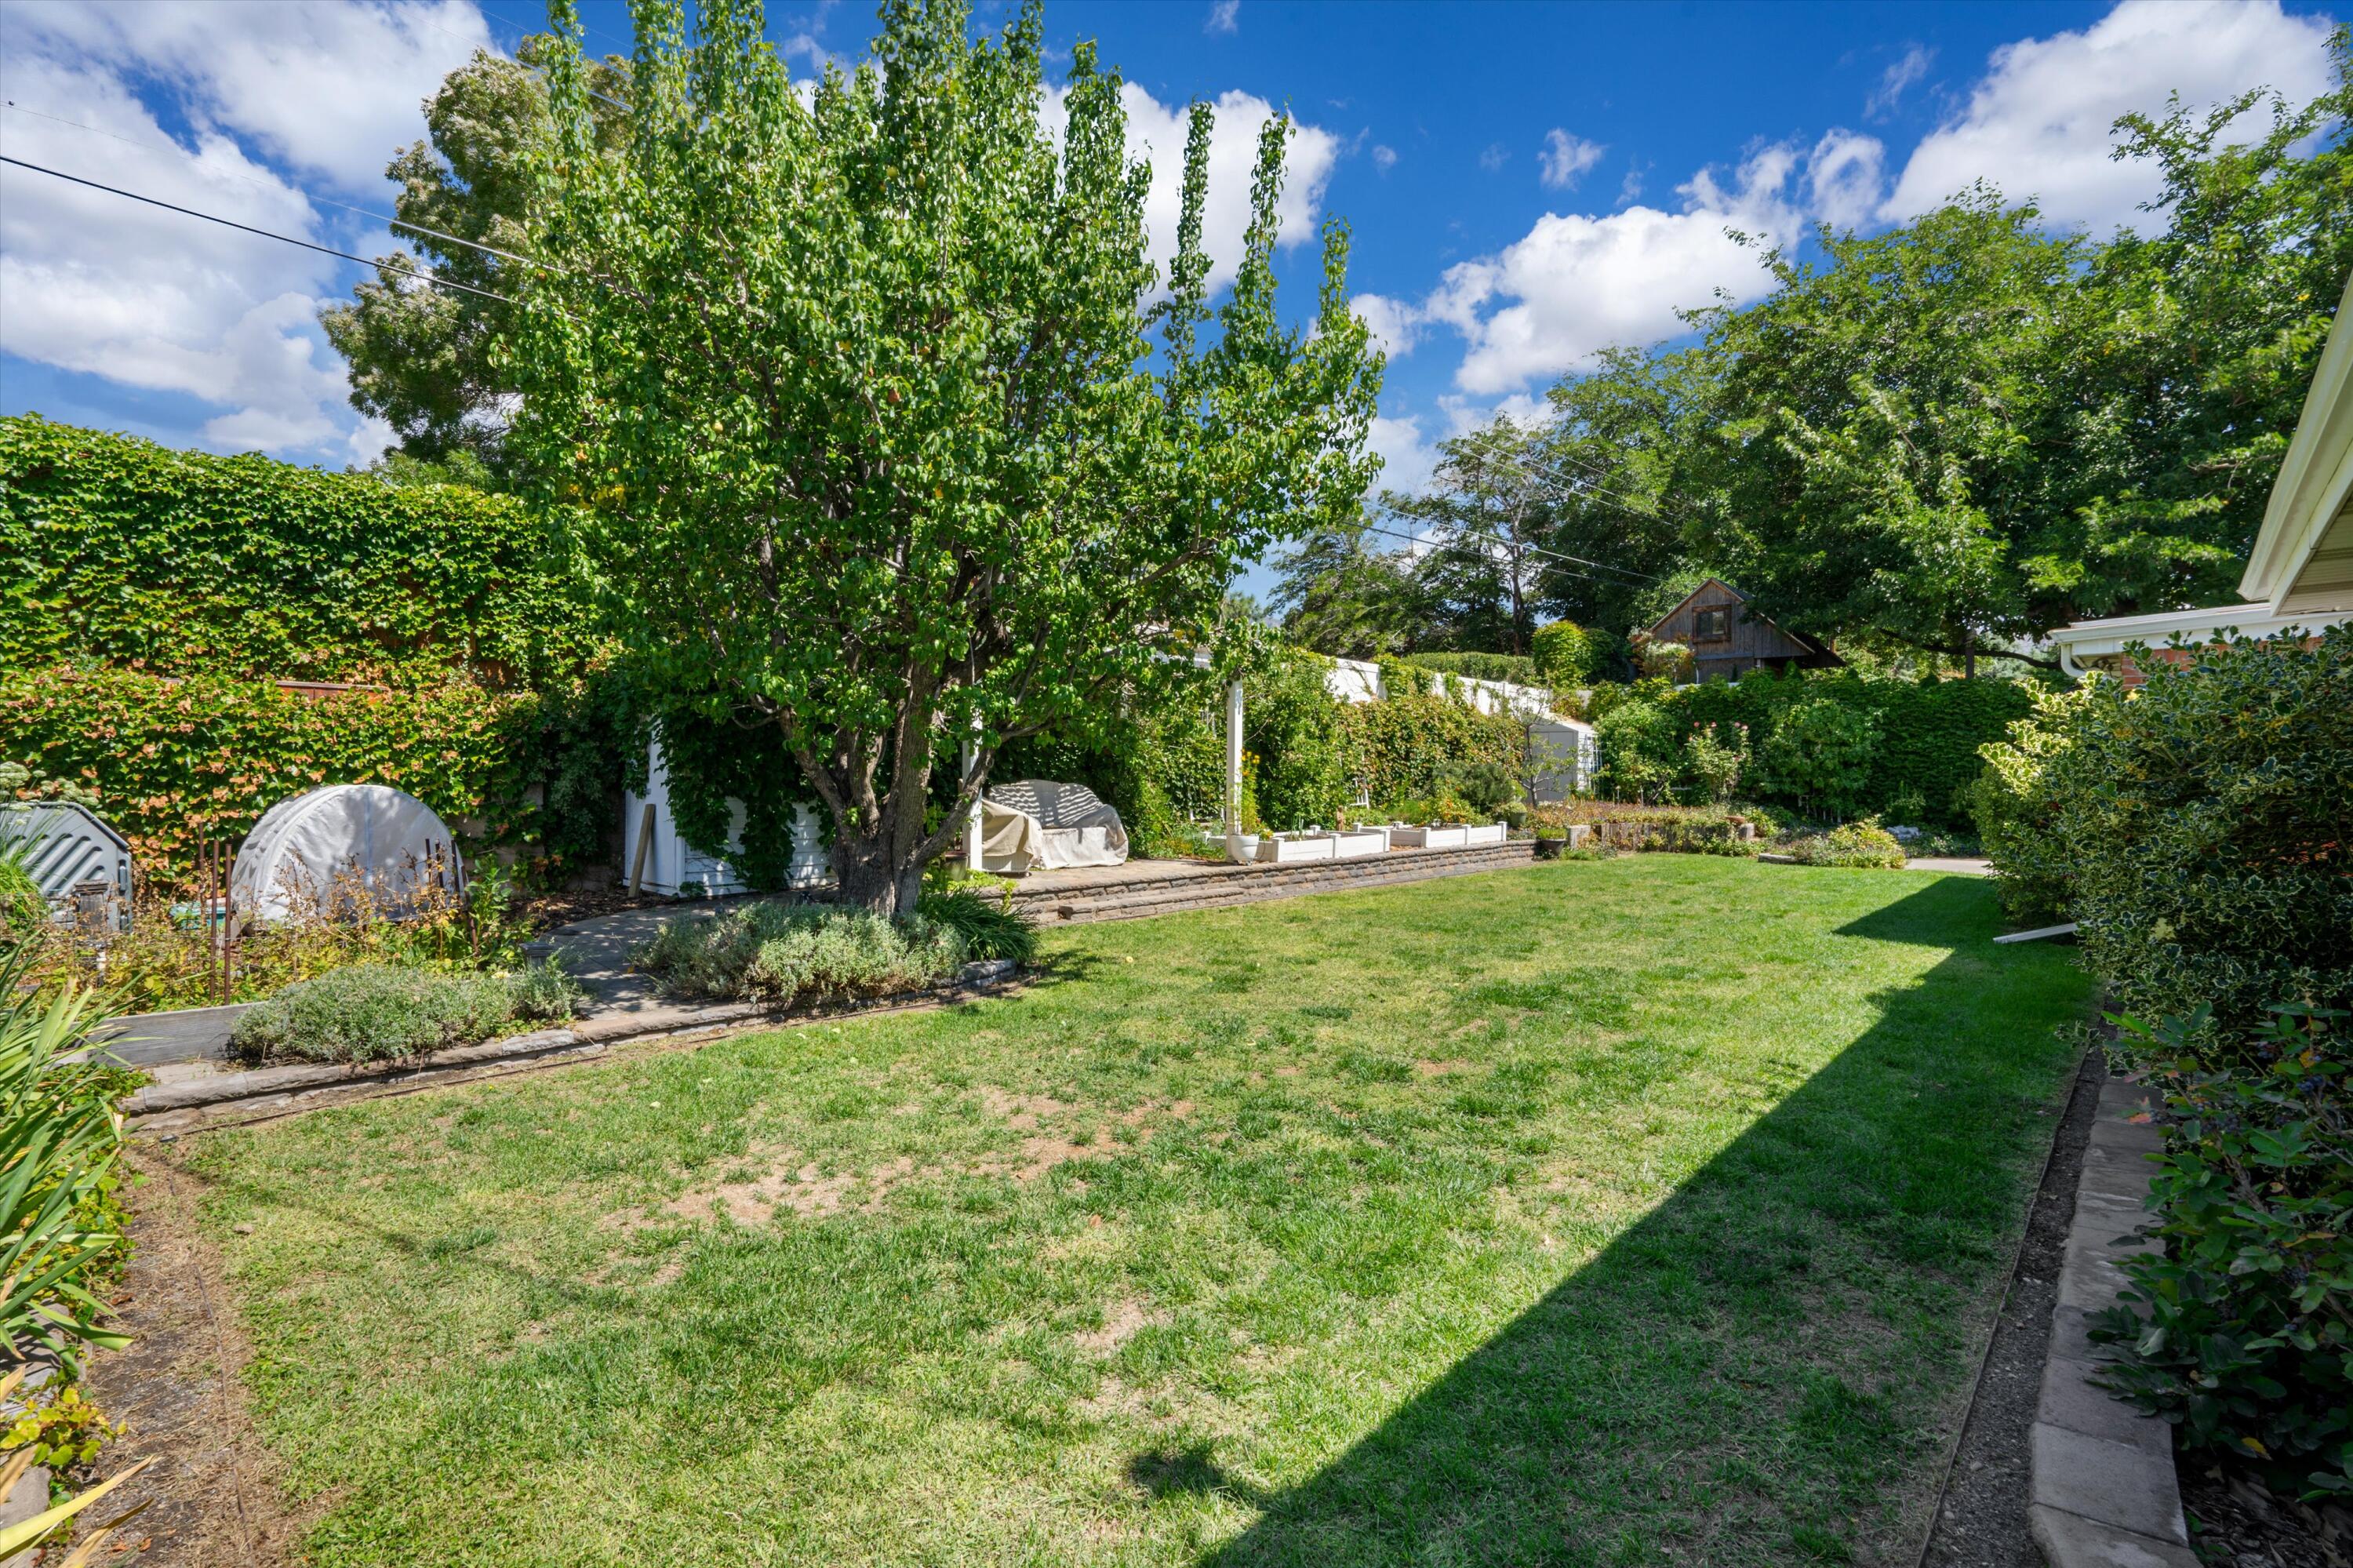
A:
[977, 780, 1129, 872]
[231, 784, 466, 925]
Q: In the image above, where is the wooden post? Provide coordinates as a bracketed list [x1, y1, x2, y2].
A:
[627, 801, 655, 895]
[1224, 681, 1245, 834]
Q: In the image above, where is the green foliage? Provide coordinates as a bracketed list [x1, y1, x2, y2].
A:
[0, 415, 595, 688]
[0, 664, 624, 888]
[1680, 721, 1749, 805]
[1564, 801, 1763, 857]
[1591, 699, 1679, 803]
[632, 904, 966, 1006]
[1975, 627, 2353, 1032]
[319, 40, 631, 477]
[0, 942, 131, 1375]
[509, 0, 1380, 915]
[1529, 620, 1598, 686]
[1455, 759, 1517, 818]
[915, 888, 1038, 965]
[2093, 1005, 2351, 1500]
[1758, 697, 1880, 817]
[1400, 652, 1541, 686]
[228, 962, 550, 1065]
[1246, 650, 1360, 831]
[1, 1381, 118, 1477]
[1342, 686, 1526, 810]
[1783, 820, 1907, 869]
[511, 957, 589, 1023]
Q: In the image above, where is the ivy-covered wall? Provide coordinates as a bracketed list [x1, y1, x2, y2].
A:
[0, 664, 623, 886]
[1, 414, 597, 688]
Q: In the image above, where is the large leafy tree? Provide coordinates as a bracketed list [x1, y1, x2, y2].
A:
[509, 0, 1380, 915]
[321, 42, 630, 481]
[1692, 37, 2351, 667]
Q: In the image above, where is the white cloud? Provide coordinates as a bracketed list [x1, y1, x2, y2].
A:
[0, 53, 357, 455]
[1867, 44, 1933, 120]
[1349, 293, 1424, 360]
[1479, 142, 1510, 173]
[1372, 144, 1398, 173]
[1366, 413, 1437, 496]
[1538, 129, 1605, 191]
[1884, 0, 2339, 235]
[5, 0, 493, 193]
[1206, 0, 1240, 35]
[1808, 129, 1887, 231]
[1038, 84, 1340, 299]
[1426, 143, 1800, 395]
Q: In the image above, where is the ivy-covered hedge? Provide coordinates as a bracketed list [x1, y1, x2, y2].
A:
[1591, 667, 2035, 822]
[0, 664, 624, 886]
[1, 414, 596, 688]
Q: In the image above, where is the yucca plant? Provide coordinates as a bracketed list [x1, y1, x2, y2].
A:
[0, 939, 130, 1374]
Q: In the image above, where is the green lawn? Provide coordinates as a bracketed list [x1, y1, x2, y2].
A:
[180, 856, 2092, 1566]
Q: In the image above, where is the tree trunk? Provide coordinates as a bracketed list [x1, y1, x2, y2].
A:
[833, 829, 901, 915]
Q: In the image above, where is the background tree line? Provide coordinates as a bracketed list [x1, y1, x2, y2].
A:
[1269, 34, 2352, 673]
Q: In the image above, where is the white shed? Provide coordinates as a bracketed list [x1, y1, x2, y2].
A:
[620, 737, 830, 897]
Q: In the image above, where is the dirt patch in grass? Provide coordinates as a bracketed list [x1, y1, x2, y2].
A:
[74, 1146, 312, 1568]
[1413, 1058, 1471, 1077]
[1074, 1297, 1164, 1355]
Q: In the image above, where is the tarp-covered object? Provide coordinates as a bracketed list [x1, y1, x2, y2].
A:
[978, 780, 1129, 872]
[0, 802, 132, 932]
[232, 784, 465, 924]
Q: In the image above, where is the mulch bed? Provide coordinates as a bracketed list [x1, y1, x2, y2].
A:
[517, 883, 686, 935]
[2178, 1463, 2351, 1568]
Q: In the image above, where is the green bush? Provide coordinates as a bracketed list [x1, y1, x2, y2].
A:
[1246, 649, 1361, 831]
[1782, 819, 1907, 868]
[1564, 801, 1765, 857]
[634, 903, 966, 1005]
[229, 963, 537, 1064]
[1529, 620, 1598, 686]
[915, 888, 1038, 965]
[1757, 696, 1879, 816]
[2092, 1004, 2351, 1501]
[1973, 627, 2352, 1033]
[1591, 700, 1680, 803]
[1, 938, 133, 1374]
[1, 414, 596, 688]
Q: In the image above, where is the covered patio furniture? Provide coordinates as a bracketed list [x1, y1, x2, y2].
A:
[976, 780, 1129, 872]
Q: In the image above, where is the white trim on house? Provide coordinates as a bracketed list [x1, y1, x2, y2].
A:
[2044, 605, 2331, 678]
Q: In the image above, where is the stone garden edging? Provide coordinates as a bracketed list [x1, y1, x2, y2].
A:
[123, 958, 1020, 1133]
[2027, 1074, 2198, 1568]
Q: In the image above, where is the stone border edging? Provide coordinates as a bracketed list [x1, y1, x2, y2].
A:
[123, 958, 1020, 1129]
[2028, 1075, 2197, 1567]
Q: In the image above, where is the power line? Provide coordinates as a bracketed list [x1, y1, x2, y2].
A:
[1, 100, 566, 278]
[1352, 518, 1657, 591]
[0, 155, 519, 307]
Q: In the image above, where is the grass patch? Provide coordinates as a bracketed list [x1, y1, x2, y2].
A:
[180, 857, 2090, 1565]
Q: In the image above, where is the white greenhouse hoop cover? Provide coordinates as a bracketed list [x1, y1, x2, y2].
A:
[231, 784, 466, 925]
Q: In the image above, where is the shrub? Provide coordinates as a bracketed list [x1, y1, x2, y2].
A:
[634, 903, 966, 1005]
[230, 964, 527, 1064]
[1782, 819, 1907, 868]
[1757, 696, 1879, 816]
[511, 958, 587, 1022]
[915, 888, 1038, 965]
[1, 943, 133, 1375]
[1592, 700, 1680, 803]
[1973, 627, 2352, 1033]
[2092, 1004, 2351, 1501]
[1680, 721, 1749, 804]
[1530, 620, 1598, 686]
[1246, 649, 1361, 831]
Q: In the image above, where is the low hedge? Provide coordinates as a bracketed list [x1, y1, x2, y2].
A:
[1399, 651, 1541, 686]
[633, 903, 966, 1004]
[1977, 626, 2351, 1498]
[229, 959, 582, 1065]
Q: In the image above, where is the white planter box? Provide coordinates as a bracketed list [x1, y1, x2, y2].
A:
[1225, 833, 1261, 864]
[1333, 828, 1388, 859]
[1391, 824, 1470, 849]
[1257, 833, 1339, 864]
[1462, 823, 1507, 846]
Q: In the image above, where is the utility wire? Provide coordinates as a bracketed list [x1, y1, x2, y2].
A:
[0, 155, 521, 306]
[0, 100, 567, 278]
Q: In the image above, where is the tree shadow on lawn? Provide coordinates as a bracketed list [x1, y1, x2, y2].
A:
[1197, 875, 2092, 1568]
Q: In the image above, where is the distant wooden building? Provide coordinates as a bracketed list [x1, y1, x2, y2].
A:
[1644, 579, 1842, 682]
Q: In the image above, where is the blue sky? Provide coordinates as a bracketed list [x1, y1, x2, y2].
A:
[2, 0, 2343, 573]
